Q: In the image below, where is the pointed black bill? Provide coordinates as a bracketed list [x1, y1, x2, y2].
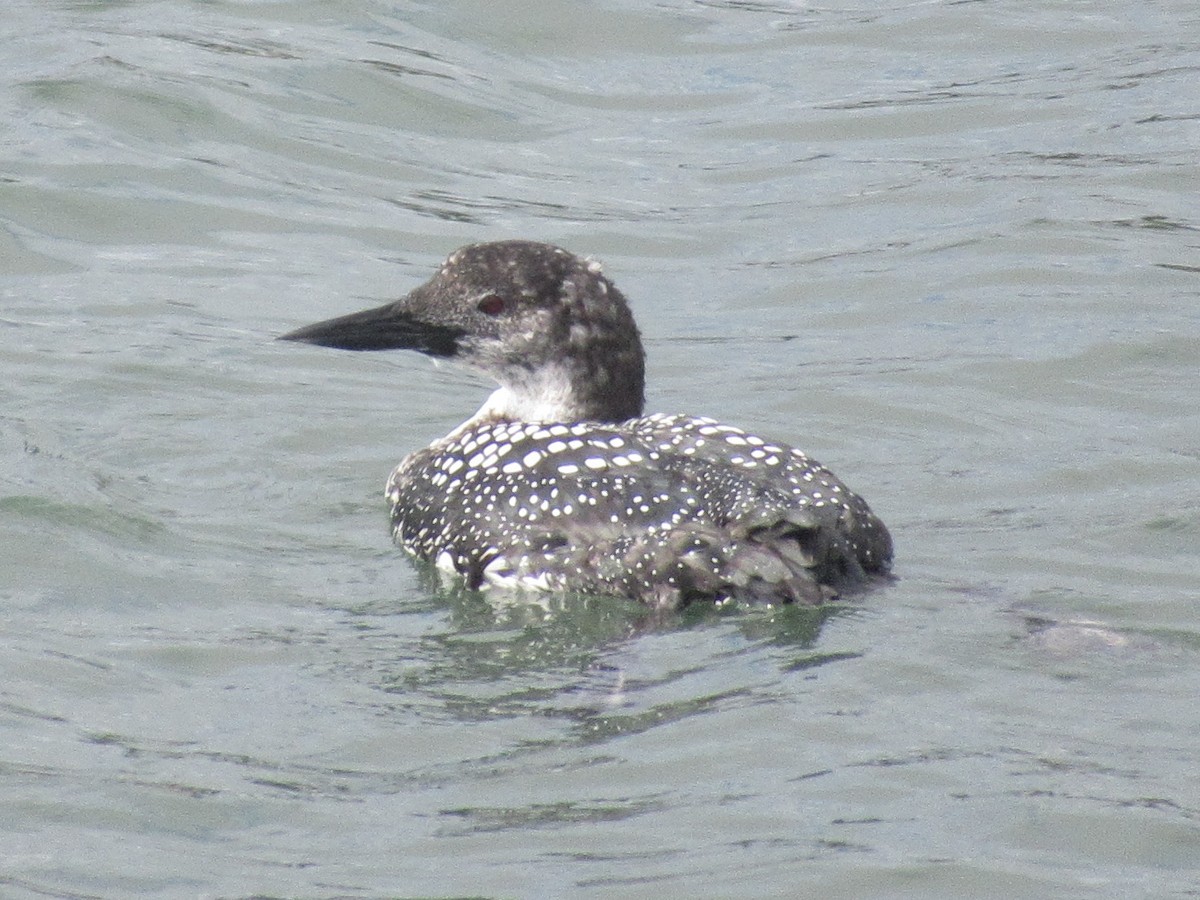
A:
[279, 300, 463, 357]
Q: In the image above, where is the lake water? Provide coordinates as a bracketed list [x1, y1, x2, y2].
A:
[3, 0, 1199, 897]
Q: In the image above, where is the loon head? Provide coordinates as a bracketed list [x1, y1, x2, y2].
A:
[280, 240, 646, 425]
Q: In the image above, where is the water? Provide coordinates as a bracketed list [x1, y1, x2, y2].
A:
[3, 0, 1199, 896]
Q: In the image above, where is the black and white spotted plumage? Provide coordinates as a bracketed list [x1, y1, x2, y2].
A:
[281, 241, 892, 609]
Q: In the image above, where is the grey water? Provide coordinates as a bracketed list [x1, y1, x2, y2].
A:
[3, 0, 1199, 897]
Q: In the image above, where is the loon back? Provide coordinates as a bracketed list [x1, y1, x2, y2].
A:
[280, 240, 892, 609]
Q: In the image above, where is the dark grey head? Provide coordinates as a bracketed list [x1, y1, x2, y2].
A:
[280, 241, 646, 424]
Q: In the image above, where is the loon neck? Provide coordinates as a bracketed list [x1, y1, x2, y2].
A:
[473, 384, 582, 426]
[469, 383, 640, 428]
[466, 355, 645, 427]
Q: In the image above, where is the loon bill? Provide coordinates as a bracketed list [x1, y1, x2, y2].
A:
[280, 240, 892, 609]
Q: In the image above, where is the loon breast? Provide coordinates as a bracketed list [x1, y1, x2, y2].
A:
[280, 240, 892, 609]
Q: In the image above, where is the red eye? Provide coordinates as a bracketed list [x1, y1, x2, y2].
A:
[477, 295, 506, 316]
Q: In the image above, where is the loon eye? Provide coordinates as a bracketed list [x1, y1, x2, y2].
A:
[477, 294, 506, 316]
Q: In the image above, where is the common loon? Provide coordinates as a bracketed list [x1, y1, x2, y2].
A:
[280, 240, 892, 609]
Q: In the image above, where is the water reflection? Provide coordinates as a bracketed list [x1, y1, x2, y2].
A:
[368, 571, 859, 749]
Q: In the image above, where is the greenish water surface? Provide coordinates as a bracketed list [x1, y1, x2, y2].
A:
[2, 1, 1198, 897]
